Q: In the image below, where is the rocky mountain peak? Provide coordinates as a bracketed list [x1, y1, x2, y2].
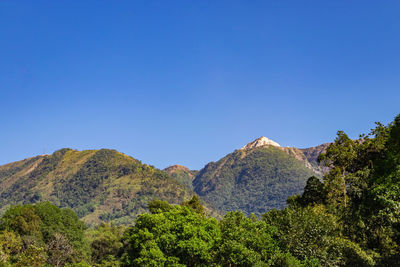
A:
[241, 136, 281, 150]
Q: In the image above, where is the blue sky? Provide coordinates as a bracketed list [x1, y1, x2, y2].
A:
[1, 1, 399, 169]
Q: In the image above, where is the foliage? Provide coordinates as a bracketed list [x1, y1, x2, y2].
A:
[14, 245, 47, 267]
[121, 205, 220, 266]
[0, 202, 89, 266]
[289, 114, 400, 265]
[0, 114, 399, 266]
[194, 146, 316, 215]
[217, 211, 281, 266]
[0, 230, 21, 264]
[0, 148, 193, 225]
[182, 195, 205, 216]
[147, 199, 174, 214]
[85, 223, 125, 266]
[298, 176, 326, 206]
[263, 205, 374, 266]
[164, 165, 197, 190]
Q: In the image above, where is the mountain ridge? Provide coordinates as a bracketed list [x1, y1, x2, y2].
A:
[0, 148, 193, 225]
[163, 164, 198, 190]
[238, 137, 328, 175]
[192, 137, 327, 215]
[0, 139, 329, 223]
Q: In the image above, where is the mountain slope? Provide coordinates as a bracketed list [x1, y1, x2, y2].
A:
[0, 148, 192, 225]
[163, 165, 198, 190]
[300, 143, 330, 175]
[193, 138, 318, 215]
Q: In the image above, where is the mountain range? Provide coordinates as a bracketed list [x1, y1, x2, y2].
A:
[0, 137, 328, 224]
[192, 137, 326, 215]
[0, 148, 192, 225]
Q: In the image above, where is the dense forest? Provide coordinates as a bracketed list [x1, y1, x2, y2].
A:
[0, 149, 193, 225]
[193, 145, 316, 215]
[1, 113, 400, 266]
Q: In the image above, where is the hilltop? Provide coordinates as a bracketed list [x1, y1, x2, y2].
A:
[0, 138, 329, 223]
[193, 137, 323, 215]
[163, 164, 198, 190]
[0, 148, 192, 225]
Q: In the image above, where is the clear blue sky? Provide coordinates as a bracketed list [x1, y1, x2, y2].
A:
[1, 1, 399, 170]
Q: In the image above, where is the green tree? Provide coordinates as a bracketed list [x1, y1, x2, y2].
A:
[182, 195, 205, 216]
[33, 202, 89, 262]
[263, 205, 373, 266]
[217, 211, 281, 266]
[0, 202, 90, 265]
[121, 204, 220, 266]
[14, 245, 46, 267]
[361, 114, 400, 258]
[0, 231, 22, 265]
[86, 223, 125, 266]
[319, 131, 357, 208]
[147, 199, 173, 214]
[299, 176, 325, 206]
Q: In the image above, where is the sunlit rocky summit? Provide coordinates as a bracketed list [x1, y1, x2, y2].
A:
[241, 136, 281, 150]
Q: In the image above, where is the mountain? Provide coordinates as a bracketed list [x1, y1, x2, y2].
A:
[163, 165, 198, 190]
[300, 143, 330, 175]
[0, 148, 192, 225]
[0, 139, 329, 224]
[193, 137, 321, 216]
[241, 136, 281, 149]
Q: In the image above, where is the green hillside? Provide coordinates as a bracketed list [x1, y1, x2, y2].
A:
[163, 164, 198, 190]
[1, 115, 399, 266]
[193, 145, 316, 215]
[0, 148, 192, 225]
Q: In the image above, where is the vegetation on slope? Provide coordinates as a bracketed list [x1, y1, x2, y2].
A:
[193, 145, 316, 215]
[163, 164, 198, 190]
[1, 113, 400, 266]
[265, 113, 400, 266]
[0, 149, 192, 225]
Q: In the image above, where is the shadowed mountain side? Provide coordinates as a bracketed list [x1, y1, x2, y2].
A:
[300, 143, 330, 175]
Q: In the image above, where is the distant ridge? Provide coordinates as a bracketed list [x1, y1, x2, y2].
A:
[163, 164, 198, 190]
[0, 139, 330, 223]
[0, 148, 193, 225]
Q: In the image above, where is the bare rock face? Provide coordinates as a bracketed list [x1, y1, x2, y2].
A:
[300, 143, 330, 166]
[241, 136, 281, 150]
[299, 143, 331, 175]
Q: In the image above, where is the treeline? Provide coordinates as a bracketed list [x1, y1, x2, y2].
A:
[0, 198, 318, 266]
[1, 114, 400, 266]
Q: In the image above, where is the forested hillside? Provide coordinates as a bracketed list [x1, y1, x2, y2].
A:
[0, 148, 192, 225]
[0, 114, 399, 266]
[0, 140, 327, 223]
[163, 164, 198, 190]
[193, 144, 317, 215]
